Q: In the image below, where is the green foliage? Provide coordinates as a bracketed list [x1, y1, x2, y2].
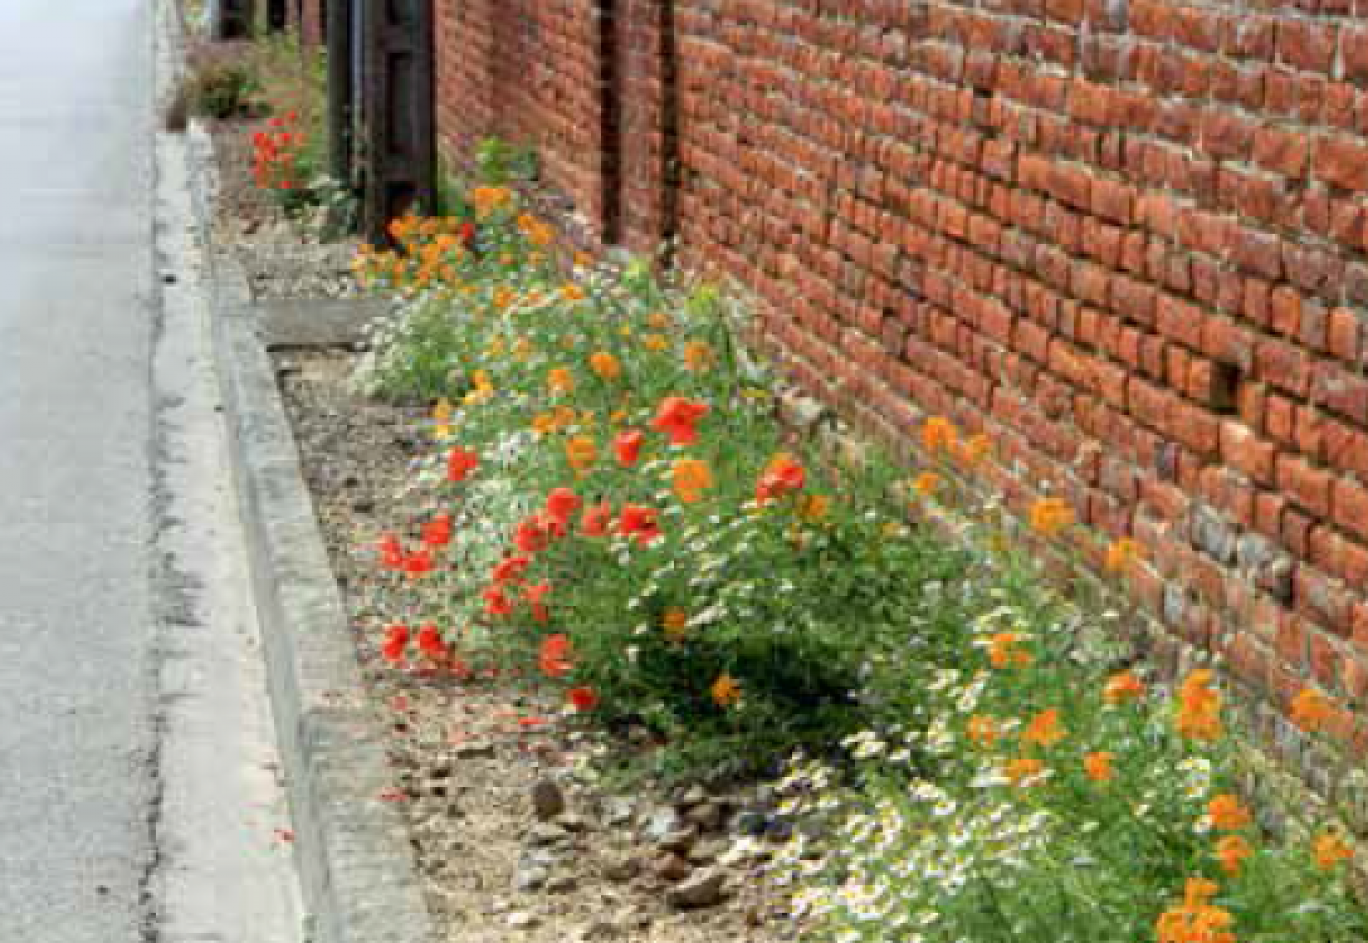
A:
[182, 44, 260, 121]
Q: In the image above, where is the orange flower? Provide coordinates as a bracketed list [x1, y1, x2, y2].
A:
[956, 433, 991, 467]
[1021, 709, 1067, 749]
[651, 397, 709, 446]
[756, 453, 807, 504]
[1206, 794, 1252, 831]
[662, 607, 689, 643]
[1004, 757, 1046, 787]
[566, 435, 598, 475]
[1029, 496, 1075, 536]
[1104, 670, 1146, 705]
[913, 471, 941, 497]
[561, 283, 586, 302]
[1290, 686, 1334, 733]
[1156, 879, 1235, 943]
[421, 513, 453, 547]
[1312, 831, 1353, 870]
[797, 494, 831, 521]
[1084, 751, 1114, 783]
[1176, 669, 1224, 742]
[548, 366, 575, 396]
[539, 634, 573, 677]
[987, 631, 1032, 669]
[1214, 835, 1252, 875]
[589, 351, 622, 381]
[711, 673, 742, 708]
[1105, 537, 1143, 574]
[921, 417, 957, 455]
[642, 333, 670, 352]
[568, 686, 599, 711]
[967, 715, 999, 748]
[672, 458, 713, 503]
[682, 340, 713, 372]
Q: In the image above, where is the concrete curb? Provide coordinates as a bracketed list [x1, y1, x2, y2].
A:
[167, 13, 436, 943]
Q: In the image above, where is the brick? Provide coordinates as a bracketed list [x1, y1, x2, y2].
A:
[1333, 477, 1368, 541]
[1314, 135, 1368, 192]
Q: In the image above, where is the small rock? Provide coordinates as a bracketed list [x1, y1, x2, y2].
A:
[602, 855, 640, 882]
[572, 919, 621, 941]
[735, 809, 769, 836]
[513, 865, 549, 892]
[601, 796, 635, 826]
[525, 821, 570, 847]
[453, 741, 496, 760]
[652, 853, 693, 883]
[655, 826, 697, 854]
[643, 806, 683, 842]
[679, 784, 709, 806]
[531, 778, 566, 820]
[545, 873, 577, 894]
[685, 802, 722, 832]
[686, 837, 730, 864]
[665, 867, 727, 909]
[556, 812, 590, 833]
[506, 911, 538, 928]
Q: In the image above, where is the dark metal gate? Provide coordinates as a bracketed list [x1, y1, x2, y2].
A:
[214, 0, 255, 39]
[356, 0, 436, 244]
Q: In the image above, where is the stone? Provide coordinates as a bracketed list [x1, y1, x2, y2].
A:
[685, 802, 723, 832]
[572, 919, 622, 941]
[531, 777, 566, 820]
[652, 853, 693, 883]
[656, 826, 697, 854]
[513, 865, 549, 892]
[665, 867, 727, 909]
[601, 855, 640, 882]
[506, 911, 538, 928]
[526, 821, 571, 847]
[642, 806, 683, 842]
[453, 741, 496, 760]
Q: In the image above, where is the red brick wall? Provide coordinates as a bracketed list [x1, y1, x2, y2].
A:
[434, 0, 613, 243]
[433, 0, 1368, 770]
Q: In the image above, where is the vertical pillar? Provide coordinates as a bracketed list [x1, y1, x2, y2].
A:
[359, 0, 437, 244]
[326, 0, 354, 187]
[213, 0, 255, 39]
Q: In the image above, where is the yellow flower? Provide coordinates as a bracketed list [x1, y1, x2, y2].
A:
[1312, 831, 1353, 870]
[1084, 751, 1114, 783]
[493, 285, 517, 310]
[711, 673, 742, 708]
[672, 458, 713, 504]
[589, 351, 622, 381]
[512, 337, 534, 362]
[647, 311, 671, 329]
[531, 413, 556, 436]
[609, 409, 629, 424]
[662, 607, 689, 643]
[561, 283, 586, 302]
[574, 251, 594, 268]
[1029, 496, 1075, 536]
[1214, 834, 1252, 875]
[1021, 709, 1067, 749]
[1290, 686, 1334, 733]
[642, 333, 670, 352]
[682, 340, 713, 372]
[565, 435, 597, 474]
[921, 416, 957, 455]
[548, 367, 575, 396]
[912, 471, 941, 497]
[1105, 537, 1143, 574]
[797, 494, 831, 521]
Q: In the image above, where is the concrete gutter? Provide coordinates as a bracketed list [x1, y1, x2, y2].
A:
[169, 12, 435, 943]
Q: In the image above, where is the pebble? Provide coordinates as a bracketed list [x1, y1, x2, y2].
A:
[531, 778, 566, 820]
[665, 867, 727, 909]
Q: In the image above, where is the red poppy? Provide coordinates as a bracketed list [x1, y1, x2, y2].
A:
[381, 624, 410, 663]
[402, 549, 434, 577]
[491, 555, 531, 583]
[580, 501, 612, 537]
[539, 634, 573, 677]
[755, 454, 807, 504]
[537, 511, 569, 540]
[459, 221, 476, 248]
[483, 585, 514, 617]
[544, 488, 582, 528]
[613, 429, 644, 467]
[568, 686, 599, 711]
[616, 504, 662, 545]
[447, 447, 480, 483]
[422, 513, 453, 547]
[525, 582, 552, 623]
[650, 398, 709, 446]
[514, 517, 550, 553]
[378, 533, 405, 570]
[416, 623, 448, 660]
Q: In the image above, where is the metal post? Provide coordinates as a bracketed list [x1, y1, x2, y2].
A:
[213, 0, 255, 39]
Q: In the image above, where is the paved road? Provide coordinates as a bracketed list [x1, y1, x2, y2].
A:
[0, 1, 158, 941]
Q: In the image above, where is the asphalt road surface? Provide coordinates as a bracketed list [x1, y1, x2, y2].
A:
[0, 3, 302, 940]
